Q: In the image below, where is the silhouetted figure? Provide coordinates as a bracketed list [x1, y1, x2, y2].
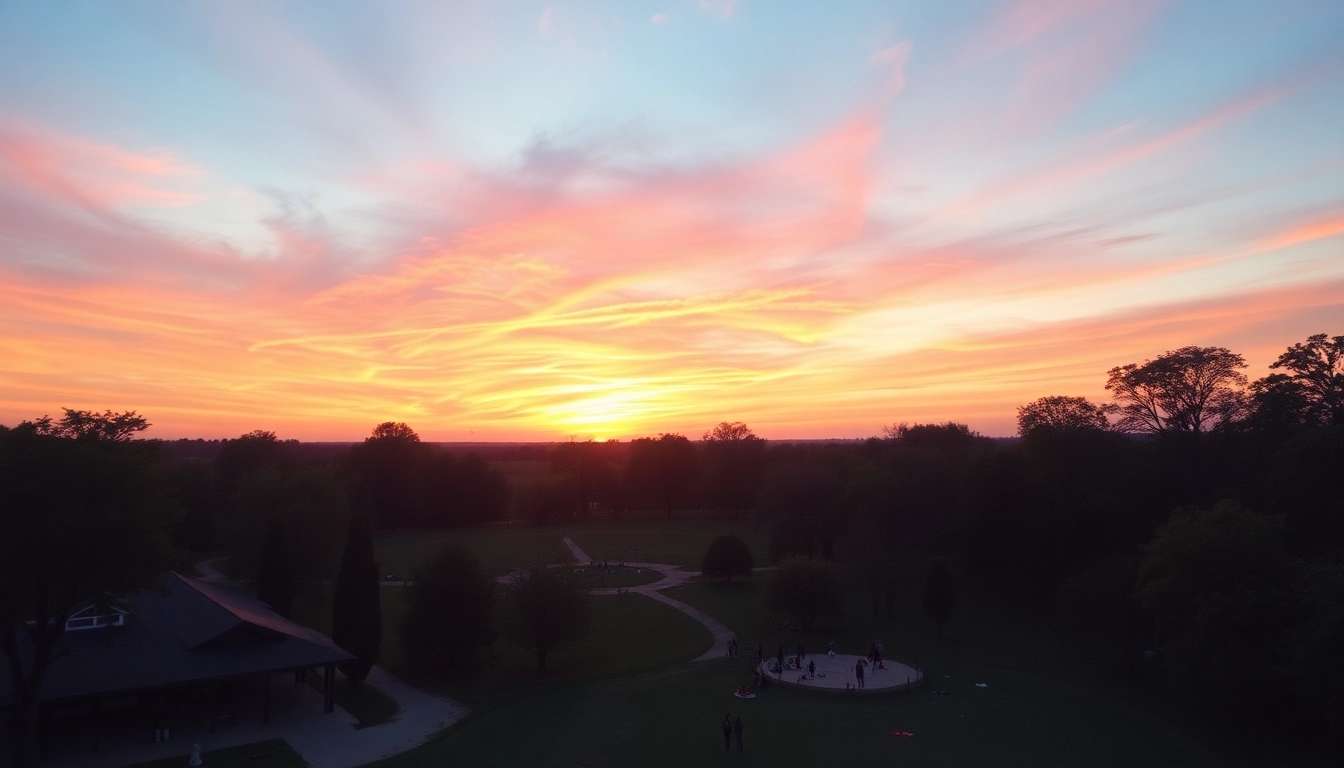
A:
[855, 659, 866, 689]
[722, 714, 732, 750]
[808, 659, 816, 678]
[733, 716, 744, 751]
[777, 644, 785, 671]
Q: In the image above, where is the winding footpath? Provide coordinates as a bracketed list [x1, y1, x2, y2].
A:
[560, 537, 736, 661]
[186, 558, 468, 768]
[170, 538, 738, 767]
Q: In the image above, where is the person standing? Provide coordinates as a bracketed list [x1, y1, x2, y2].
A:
[777, 644, 785, 671]
[855, 659, 866, 689]
[722, 714, 732, 750]
[733, 716, 744, 751]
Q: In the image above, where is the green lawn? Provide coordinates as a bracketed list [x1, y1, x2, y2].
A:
[126, 739, 306, 768]
[369, 656, 1217, 768]
[276, 523, 1268, 765]
[566, 519, 770, 569]
[568, 564, 664, 589]
[373, 527, 572, 578]
[292, 584, 713, 713]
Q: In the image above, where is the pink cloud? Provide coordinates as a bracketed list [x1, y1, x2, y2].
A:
[697, 0, 736, 21]
[0, 122, 202, 211]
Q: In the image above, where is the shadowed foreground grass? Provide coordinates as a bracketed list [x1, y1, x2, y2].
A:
[369, 656, 1217, 768]
[373, 527, 571, 578]
[126, 739, 306, 768]
[293, 586, 713, 713]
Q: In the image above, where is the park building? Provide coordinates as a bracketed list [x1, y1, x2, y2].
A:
[0, 573, 353, 763]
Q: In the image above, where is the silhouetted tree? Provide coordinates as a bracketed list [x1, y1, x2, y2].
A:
[1016, 395, 1114, 436]
[839, 482, 904, 619]
[922, 560, 956, 639]
[1138, 501, 1298, 716]
[1105, 346, 1248, 436]
[453, 452, 510, 524]
[166, 458, 218, 551]
[500, 567, 591, 673]
[220, 466, 350, 590]
[1265, 426, 1344, 556]
[884, 421, 987, 452]
[701, 534, 755, 581]
[332, 512, 381, 685]
[765, 556, 842, 629]
[551, 440, 621, 517]
[1266, 333, 1344, 426]
[255, 515, 296, 618]
[20, 408, 149, 441]
[401, 543, 494, 669]
[700, 422, 766, 516]
[1288, 561, 1344, 730]
[0, 415, 175, 767]
[215, 430, 299, 502]
[626, 433, 699, 516]
[347, 422, 428, 528]
[758, 461, 844, 561]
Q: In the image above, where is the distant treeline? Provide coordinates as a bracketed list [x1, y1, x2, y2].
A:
[6, 332, 1341, 741]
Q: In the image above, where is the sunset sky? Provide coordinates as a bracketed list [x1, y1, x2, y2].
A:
[1, 1, 1341, 441]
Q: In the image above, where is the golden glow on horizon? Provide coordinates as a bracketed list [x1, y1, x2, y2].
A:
[2, 4, 1342, 441]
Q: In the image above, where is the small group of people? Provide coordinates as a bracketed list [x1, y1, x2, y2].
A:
[867, 639, 887, 671]
[726, 636, 740, 657]
[720, 714, 745, 751]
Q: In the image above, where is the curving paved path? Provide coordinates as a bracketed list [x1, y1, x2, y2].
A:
[189, 557, 468, 768]
[561, 537, 736, 661]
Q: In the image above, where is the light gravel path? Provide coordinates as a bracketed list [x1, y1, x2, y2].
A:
[186, 557, 468, 767]
[562, 536, 736, 661]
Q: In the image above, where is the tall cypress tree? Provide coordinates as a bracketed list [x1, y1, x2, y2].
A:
[332, 512, 381, 685]
[255, 515, 295, 618]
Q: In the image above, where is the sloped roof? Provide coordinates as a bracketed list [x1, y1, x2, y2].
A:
[0, 573, 354, 706]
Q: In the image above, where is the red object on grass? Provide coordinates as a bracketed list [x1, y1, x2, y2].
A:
[891, 730, 914, 737]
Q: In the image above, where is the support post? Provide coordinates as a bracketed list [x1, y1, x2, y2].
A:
[37, 704, 50, 762]
[323, 663, 336, 714]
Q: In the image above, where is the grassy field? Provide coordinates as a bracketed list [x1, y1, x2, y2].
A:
[371, 655, 1217, 768]
[373, 527, 572, 577]
[293, 585, 712, 712]
[565, 519, 770, 568]
[278, 522, 1265, 765]
[568, 564, 664, 589]
[127, 739, 306, 768]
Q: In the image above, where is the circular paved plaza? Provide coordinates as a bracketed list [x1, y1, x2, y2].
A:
[760, 653, 923, 693]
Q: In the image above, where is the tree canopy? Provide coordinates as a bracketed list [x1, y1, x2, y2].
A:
[1105, 346, 1248, 436]
[1016, 396, 1113, 436]
[499, 567, 591, 673]
[0, 414, 175, 766]
[626, 433, 699, 516]
[701, 534, 754, 581]
[1268, 333, 1344, 426]
[764, 556, 842, 629]
[1138, 501, 1298, 714]
[922, 560, 957, 638]
[401, 543, 495, 668]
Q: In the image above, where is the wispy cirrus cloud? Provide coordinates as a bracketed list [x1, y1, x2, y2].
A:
[0, 2, 1339, 439]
